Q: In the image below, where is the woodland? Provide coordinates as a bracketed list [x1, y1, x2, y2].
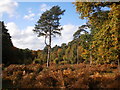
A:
[1, 1, 120, 89]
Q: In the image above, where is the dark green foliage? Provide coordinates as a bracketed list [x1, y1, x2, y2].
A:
[33, 6, 65, 67]
[1, 21, 14, 65]
[1, 21, 37, 65]
[34, 6, 65, 37]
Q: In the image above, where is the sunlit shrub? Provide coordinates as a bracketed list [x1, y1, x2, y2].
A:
[2, 63, 120, 88]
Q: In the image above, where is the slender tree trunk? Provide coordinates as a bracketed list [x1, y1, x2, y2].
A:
[47, 29, 51, 67]
[45, 36, 49, 67]
[47, 46, 50, 67]
[77, 46, 79, 64]
[90, 51, 92, 65]
[90, 44, 92, 65]
[49, 30, 51, 66]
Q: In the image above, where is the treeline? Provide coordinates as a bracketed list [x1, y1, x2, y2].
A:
[1, 2, 120, 66]
[1, 19, 90, 65]
[1, 21, 37, 66]
[34, 2, 120, 65]
[35, 40, 88, 65]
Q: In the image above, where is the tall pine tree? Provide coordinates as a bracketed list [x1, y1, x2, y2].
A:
[33, 6, 65, 67]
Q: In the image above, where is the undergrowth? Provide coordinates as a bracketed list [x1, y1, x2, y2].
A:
[2, 63, 120, 88]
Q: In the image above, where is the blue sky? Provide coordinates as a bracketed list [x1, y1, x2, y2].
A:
[2, 2, 87, 29]
[1, 0, 87, 50]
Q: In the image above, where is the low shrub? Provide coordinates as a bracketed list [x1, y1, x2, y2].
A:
[2, 63, 120, 88]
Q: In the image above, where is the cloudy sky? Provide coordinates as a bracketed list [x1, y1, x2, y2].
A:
[1, 0, 87, 50]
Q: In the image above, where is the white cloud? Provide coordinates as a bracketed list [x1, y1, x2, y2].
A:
[24, 13, 35, 20]
[6, 22, 78, 50]
[62, 24, 78, 42]
[23, 8, 35, 21]
[28, 8, 32, 13]
[38, 4, 51, 16]
[40, 4, 51, 12]
[6, 22, 45, 50]
[23, 4, 51, 20]
[0, 0, 18, 17]
[52, 24, 78, 47]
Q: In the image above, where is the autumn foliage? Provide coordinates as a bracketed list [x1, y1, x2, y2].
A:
[2, 63, 120, 88]
[1, 2, 120, 89]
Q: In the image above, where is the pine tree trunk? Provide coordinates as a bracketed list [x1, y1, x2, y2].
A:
[49, 29, 51, 66]
[47, 29, 51, 67]
[47, 46, 50, 67]
[77, 46, 79, 64]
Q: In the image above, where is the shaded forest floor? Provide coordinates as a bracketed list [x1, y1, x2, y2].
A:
[1, 63, 120, 89]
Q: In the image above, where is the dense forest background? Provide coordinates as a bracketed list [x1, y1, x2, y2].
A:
[1, 2, 120, 66]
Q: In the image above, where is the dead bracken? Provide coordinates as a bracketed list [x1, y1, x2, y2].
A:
[2, 63, 120, 88]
